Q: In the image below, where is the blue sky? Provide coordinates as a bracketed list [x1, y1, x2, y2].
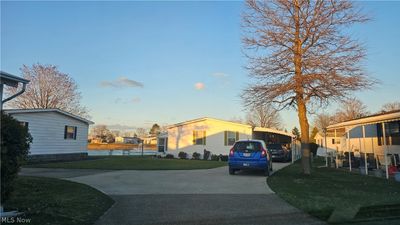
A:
[2, 1, 399, 130]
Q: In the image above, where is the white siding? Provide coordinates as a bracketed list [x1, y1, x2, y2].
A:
[167, 119, 252, 157]
[10, 112, 89, 155]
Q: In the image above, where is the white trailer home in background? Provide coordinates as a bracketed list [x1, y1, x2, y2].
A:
[157, 117, 295, 158]
[4, 108, 94, 161]
[316, 110, 400, 178]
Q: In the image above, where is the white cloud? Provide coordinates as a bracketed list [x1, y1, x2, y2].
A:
[212, 72, 231, 86]
[131, 97, 141, 103]
[212, 72, 229, 78]
[114, 97, 141, 104]
[194, 82, 205, 90]
[100, 76, 143, 88]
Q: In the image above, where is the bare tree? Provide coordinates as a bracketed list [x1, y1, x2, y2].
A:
[246, 104, 282, 129]
[135, 127, 147, 138]
[90, 125, 114, 143]
[313, 113, 332, 132]
[242, 0, 374, 174]
[333, 97, 369, 123]
[381, 101, 400, 112]
[5, 64, 88, 117]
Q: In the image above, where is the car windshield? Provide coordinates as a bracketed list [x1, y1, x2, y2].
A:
[233, 141, 262, 152]
[267, 144, 283, 150]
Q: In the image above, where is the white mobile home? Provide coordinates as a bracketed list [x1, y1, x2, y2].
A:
[4, 109, 94, 161]
[316, 110, 400, 178]
[158, 117, 294, 158]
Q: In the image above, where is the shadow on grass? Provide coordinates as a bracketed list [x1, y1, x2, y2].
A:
[267, 157, 400, 224]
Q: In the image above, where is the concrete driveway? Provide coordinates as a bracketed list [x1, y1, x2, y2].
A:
[20, 163, 325, 225]
[67, 166, 278, 195]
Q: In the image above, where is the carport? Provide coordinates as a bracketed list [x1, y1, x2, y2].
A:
[252, 127, 294, 145]
[252, 127, 299, 162]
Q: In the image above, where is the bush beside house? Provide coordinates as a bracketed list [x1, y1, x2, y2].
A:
[1, 113, 32, 203]
[211, 154, 229, 161]
[192, 152, 201, 160]
[178, 151, 188, 159]
[165, 154, 174, 159]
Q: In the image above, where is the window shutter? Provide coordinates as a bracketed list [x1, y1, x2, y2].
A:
[203, 131, 206, 145]
[224, 131, 228, 146]
[64, 126, 68, 139]
[236, 131, 239, 141]
[74, 127, 77, 140]
[193, 131, 196, 144]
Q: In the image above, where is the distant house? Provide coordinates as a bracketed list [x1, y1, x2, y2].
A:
[115, 136, 140, 144]
[158, 117, 294, 158]
[142, 135, 157, 145]
[314, 132, 340, 152]
[4, 108, 94, 161]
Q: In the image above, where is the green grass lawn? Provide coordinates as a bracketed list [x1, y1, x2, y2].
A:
[268, 157, 400, 224]
[4, 176, 114, 225]
[25, 156, 227, 170]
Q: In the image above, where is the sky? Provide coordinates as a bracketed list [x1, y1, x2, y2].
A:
[2, 1, 400, 131]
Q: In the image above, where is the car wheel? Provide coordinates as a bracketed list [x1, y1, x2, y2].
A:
[229, 167, 235, 175]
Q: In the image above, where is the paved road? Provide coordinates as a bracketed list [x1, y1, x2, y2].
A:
[20, 163, 325, 225]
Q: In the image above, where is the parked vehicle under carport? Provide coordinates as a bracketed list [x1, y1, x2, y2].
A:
[267, 144, 291, 162]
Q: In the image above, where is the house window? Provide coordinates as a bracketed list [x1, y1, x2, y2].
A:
[377, 121, 400, 146]
[224, 131, 239, 146]
[64, 126, 77, 140]
[387, 120, 400, 145]
[332, 138, 340, 145]
[377, 123, 383, 146]
[193, 130, 206, 145]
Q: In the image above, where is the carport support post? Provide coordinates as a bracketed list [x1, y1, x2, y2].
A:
[362, 125, 368, 175]
[382, 122, 389, 179]
[324, 128, 328, 167]
[371, 137, 378, 169]
[348, 132, 352, 172]
[334, 129, 337, 168]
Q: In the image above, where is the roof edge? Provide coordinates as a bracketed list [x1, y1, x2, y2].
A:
[328, 110, 400, 129]
[4, 108, 94, 125]
[166, 117, 252, 129]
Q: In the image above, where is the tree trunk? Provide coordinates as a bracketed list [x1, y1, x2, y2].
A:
[293, 0, 311, 175]
[297, 99, 311, 175]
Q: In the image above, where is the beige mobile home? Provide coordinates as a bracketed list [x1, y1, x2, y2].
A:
[159, 117, 294, 158]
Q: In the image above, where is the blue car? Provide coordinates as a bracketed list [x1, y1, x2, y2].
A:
[228, 140, 273, 176]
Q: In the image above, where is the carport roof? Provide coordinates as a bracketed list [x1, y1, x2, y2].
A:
[327, 110, 400, 129]
[253, 127, 295, 138]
